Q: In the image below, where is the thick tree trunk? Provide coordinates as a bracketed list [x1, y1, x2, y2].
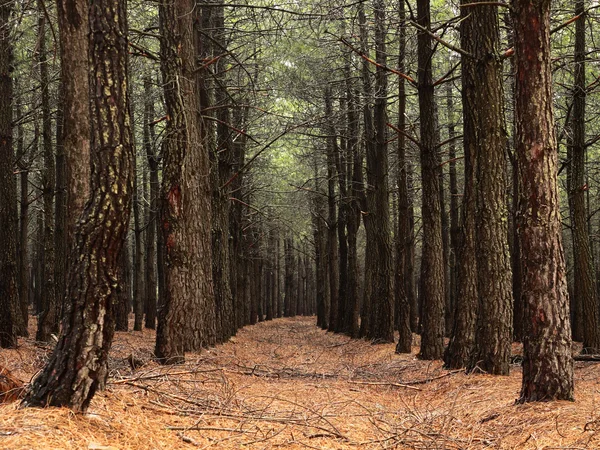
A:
[466, 0, 513, 376]
[417, 0, 445, 359]
[22, 0, 133, 410]
[513, 0, 574, 402]
[0, 0, 17, 349]
[155, 0, 216, 363]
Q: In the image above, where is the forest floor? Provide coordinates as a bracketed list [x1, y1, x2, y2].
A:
[1, 317, 600, 449]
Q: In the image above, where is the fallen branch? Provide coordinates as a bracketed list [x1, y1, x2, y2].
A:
[348, 380, 421, 391]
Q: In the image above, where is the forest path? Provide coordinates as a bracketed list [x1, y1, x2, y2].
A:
[1, 316, 600, 449]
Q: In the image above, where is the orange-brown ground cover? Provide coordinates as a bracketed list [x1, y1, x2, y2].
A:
[0, 316, 599, 449]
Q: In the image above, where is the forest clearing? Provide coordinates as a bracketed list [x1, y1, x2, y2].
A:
[1, 316, 600, 450]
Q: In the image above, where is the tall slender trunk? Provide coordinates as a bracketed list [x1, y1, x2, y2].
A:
[343, 61, 362, 338]
[132, 106, 144, 332]
[362, 0, 394, 343]
[569, 0, 599, 353]
[444, 0, 478, 370]
[0, 0, 17, 348]
[143, 75, 158, 330]
[325, 90, 340, 332]
[36, 0, 58, 342]
[16, 87, 29, 336]
[395, 0, 412, 353]
[446, 79, 459, 338]
[417, 0, 445, 359]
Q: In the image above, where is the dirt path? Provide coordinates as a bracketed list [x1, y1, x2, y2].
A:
[1, 316, 600, 449]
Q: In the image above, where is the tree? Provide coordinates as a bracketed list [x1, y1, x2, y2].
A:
[466, 0, 513, 375]
[155, 0, 216, 364]
[36, 0, 58, 342]
[0, 0, 17, 349]
[55, 0, 91, 325]
[395, 0, 412, 354]
[22, 0, 134, 411]
[444, 0, 478, 370]
[417, 0, 445, 359]
[143, 74, 158, 330]
[361, 0, 394, 343]
[568, 0, 599, 353]
[513, 0, 574, 402]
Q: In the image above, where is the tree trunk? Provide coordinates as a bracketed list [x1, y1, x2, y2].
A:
[132, 106, 144, 332]
[22, 0, 134, 410]
[444, 0, 478, 369]
[36, 0, 58, 342]
[362, 0, 394, 344]
[417, 0, 445, 359]
[16, 87, 29, 337]
[0, 0, 17, 349]
[155, 0, 216, 363]
[569, 0, 599, 353]
[325, 90, 340, 332]
[57, 0, 90, 244]
[209, 2, 235, 343]
[343, 60, 361, 338]
[54, 80, 67, 328]
[143, 75, 158, 330]
[513, 0, 574, 402]
[395, 0, 412, 353]
[115, 241, 131, 332]
[466, 0, 513, 376]
[446, 80, 459, 341]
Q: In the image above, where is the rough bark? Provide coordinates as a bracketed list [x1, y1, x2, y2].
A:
[362, 0, 394, 344]
[569, 0, 599, 353]
[466, 0, 513, 376]
[22, 0, 134, 410]
[444, 0, 478, 370]
[513, 0, 574, 402]
[417, 0, 445, 359]
[155, 0, 216, 363]
[0, 0, 17, 349]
